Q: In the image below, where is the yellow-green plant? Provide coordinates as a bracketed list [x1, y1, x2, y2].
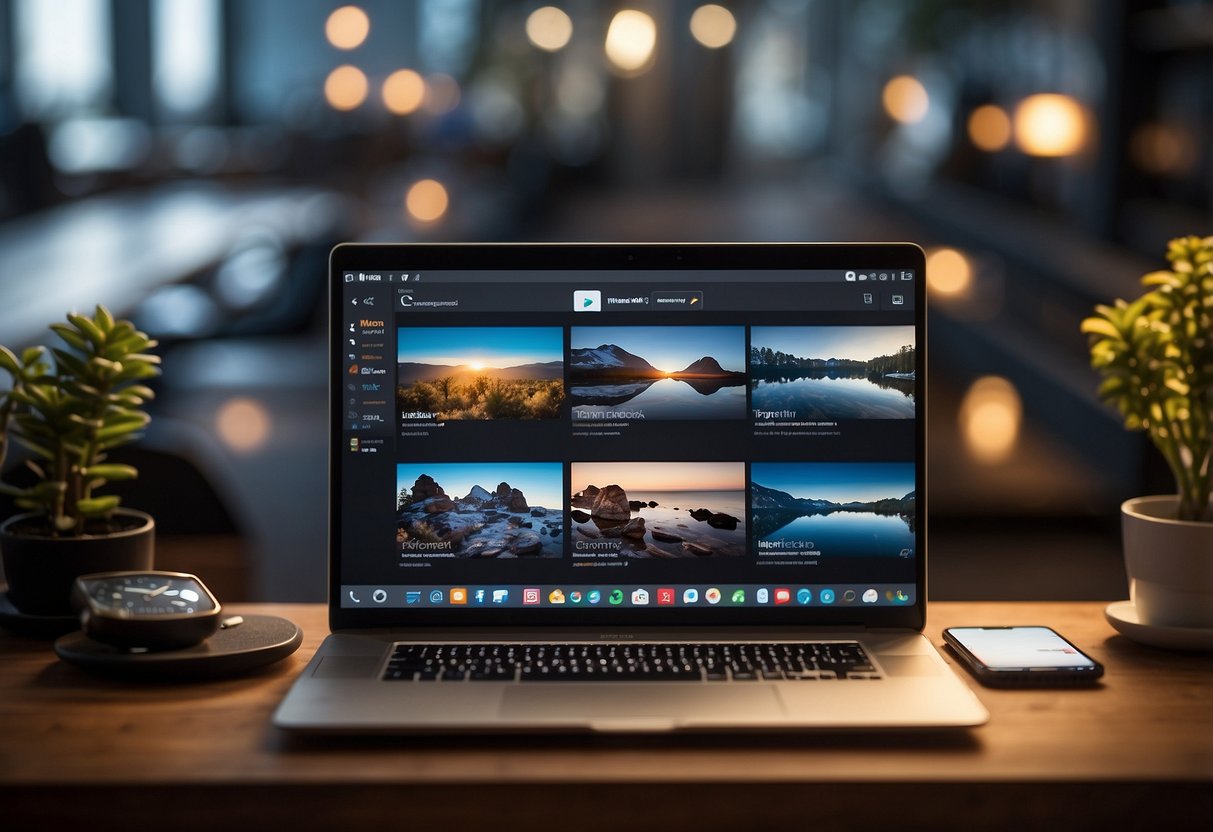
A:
[1081, 236, 1213, 522]
[0, 306, 160, 535]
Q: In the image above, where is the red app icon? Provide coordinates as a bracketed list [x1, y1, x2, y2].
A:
[657, 587, 675, 606]
[523, 588, 540, 605]
[774, 587, 791, 605]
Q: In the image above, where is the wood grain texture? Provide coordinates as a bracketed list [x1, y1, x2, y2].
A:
[1, 602, 1210, 829]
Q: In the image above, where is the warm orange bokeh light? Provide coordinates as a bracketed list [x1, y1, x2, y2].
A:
[215, 397, 271, 453]
[324, 65, 368, 111]
[883, 75, 929, 124]
[968, 105, 1012, 152]
[689, 4, 737, 49]
[382, 69, 425, 115]
[605, 10, 658, 75]
[325, 6, 369, 50]
[405, 179, 450, 224]
[926, 247, 973, 298]
[1013, 94, 1088, 157]
[526, 6, 573, 52]
[960, 376, 1022, 464]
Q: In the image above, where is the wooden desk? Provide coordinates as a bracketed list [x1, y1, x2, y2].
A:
[2, 602, 1210, 830]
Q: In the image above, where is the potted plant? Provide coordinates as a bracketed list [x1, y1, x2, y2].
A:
[1081, 235, 1212, 630]
[0, 306, 160, 616]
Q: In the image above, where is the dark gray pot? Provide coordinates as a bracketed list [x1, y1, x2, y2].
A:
[1, 509, 155, 616]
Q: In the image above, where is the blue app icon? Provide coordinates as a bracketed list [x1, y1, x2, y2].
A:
[405, 591, 421, 605]
[474, 589, 486, 604]
[428, 589, 444, 603]
[819, 588, 835, 604]
[796, 588, 812, 604]
[587, 589, 601, 605]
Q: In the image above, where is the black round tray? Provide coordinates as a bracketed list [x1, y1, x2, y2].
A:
[54, 614, 302, 680]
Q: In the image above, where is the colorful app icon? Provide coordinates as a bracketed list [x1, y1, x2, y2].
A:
[862, 588, 878, 604]
[588, 589, 602, 605]
[842, 589, 857, 602]
[730, 589, 746, 604]
[705, 587, 721, 605]
[796, 588, 812, 605]
[570, 590, 583, 604]
[631, 588, 650, 605]
[756, 588, 769, 604]
[608, 588, 624, 605]
[548, 588, 566, 604]
[428, 590, 443, 603]
[523, 587, 541, 605]
[657, 587, 675, 606]
[473, 589, 486, 604]
[450, 587, 467, 604]
[405, 591, 421, 605]
[894, 589, 910, 602]
[774, 588, 791, 605]
[492, 589, 509, 604]
[682, 588, 699, 604]
[819, 588, 835, 604]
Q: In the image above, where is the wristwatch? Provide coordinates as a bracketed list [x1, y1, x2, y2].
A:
[71, 571, 222, 650]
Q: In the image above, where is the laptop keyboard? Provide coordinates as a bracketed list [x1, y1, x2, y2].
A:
[382, 641, 880, 682]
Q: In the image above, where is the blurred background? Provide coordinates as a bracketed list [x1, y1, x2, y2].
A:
[0, 0, 1209, 602]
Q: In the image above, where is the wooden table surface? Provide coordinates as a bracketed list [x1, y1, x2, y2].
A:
[2, 602, 1210, 830]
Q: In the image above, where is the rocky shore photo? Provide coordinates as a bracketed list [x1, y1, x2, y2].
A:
[570, 461, 746, 558]
[397, 326, 564, 420]
[751, 462, 916, 558]
[750, 326, 916, 419]
[569, 326, 746, 419]
[396, 463, 563, 558]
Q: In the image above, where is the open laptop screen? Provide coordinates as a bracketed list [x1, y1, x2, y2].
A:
[330, 244, 925, 629]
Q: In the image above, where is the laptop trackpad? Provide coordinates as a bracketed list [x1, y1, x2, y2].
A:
[500, 685, 783, 728]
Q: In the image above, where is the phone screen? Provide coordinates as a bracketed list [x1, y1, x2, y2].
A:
[947, 626, 1096, 670]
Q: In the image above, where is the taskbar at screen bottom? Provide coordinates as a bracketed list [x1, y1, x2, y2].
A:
[341, 583, 916, 609]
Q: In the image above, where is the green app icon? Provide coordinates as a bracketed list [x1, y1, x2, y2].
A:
[731, 589, 746, 604]
[608, 588, 624, 605]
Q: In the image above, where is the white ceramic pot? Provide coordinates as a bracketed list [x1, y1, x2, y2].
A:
[1121, 496, 1213, 629]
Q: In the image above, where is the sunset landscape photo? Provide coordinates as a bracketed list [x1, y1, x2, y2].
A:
[397, 326, 564, 420]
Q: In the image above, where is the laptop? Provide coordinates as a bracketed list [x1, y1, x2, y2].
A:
[273, 242, 989, 733]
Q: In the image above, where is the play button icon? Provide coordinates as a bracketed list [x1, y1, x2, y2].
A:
[573, 290, 601, 312]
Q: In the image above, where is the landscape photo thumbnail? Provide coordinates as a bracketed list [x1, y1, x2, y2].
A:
[397, 462, 564, 558]
[569, 326, 746, 419]
[750, 326, 916, 419]
[570, 461, 746, 558]
[397, 326, 564, 420]
[750, 462, 916, 558]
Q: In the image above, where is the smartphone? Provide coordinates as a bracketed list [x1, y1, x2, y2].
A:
[942, 626, 1104, 687]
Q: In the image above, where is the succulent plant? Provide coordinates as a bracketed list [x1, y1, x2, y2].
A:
[0, 306, 160, 536]
[1081, 236, 1213, 522]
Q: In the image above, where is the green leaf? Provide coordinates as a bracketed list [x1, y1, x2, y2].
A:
[84, 464, 138, 481]
[0, 482, 29, 498]
[95, 305, 114, 334]
[1080, 318, 1121, 339]
[53, 515, 76, 532]
[51, 348, 90, 379]
[0, 345, 19, 375]
[50, 324, 89, 352]
[21, 346, 46, 367]
[10, 434, 53, 459]
[67, 312, 105, 348]
[76, 496, 121, 516]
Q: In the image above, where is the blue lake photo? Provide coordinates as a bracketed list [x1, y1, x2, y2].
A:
[758, 510, 915, 557]
[751, 374, 914, 419]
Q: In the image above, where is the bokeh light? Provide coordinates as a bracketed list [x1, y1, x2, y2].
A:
[968, 104, 1012, 152]
[1013, 94, 1088, 157]
[324, 65, 368, 111]
[382, 69, 425, 115]
[405, 179, 449, 223]
[1130, 122, 1197, 177]
[422, 73, 461, 115]
[325, 6, 369, 51]
[526, 6, 573, 52]
[882, 75, 929, 124]
[605, 10, 658, 75]
[960, 376, 1022, 464]
[926, 247, 973, 298]
[690, 4, 737, 49]
[216, 397, 271, 453]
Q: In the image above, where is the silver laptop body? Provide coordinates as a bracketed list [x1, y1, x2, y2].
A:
[274, 243, 988, 733]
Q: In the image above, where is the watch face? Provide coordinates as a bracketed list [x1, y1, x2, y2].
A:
[82, 573, 217, 618]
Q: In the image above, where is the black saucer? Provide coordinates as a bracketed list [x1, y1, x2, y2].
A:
[54, 614, 303, 680]
[0, 591, 80, 639]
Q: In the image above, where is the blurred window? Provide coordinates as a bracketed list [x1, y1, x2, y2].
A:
[153, 0, 222, 121]
[14, 0, 112, 119]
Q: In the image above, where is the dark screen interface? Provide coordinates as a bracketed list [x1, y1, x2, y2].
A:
[339, 268, 919, 610]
